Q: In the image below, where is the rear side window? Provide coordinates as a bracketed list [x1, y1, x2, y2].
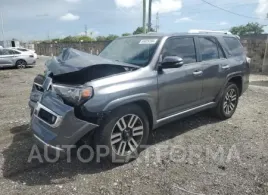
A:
[199, 37, 219, 61]
[17, 48, 28, 51]
[12, 50, 21, 54]
[223, 37, 244, 57]
[163, 37, 197, 64]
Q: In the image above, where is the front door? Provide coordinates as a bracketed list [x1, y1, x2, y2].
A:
[157, 36, 203, 119]
[0, 49, 14, 66]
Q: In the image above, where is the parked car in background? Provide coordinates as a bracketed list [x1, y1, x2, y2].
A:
[0, 48, 36, 68]
[29, 31, 249, 163]
[8, 47, 38, 59]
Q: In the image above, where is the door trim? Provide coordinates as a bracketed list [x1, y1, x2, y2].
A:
[157, 102, 215, 123]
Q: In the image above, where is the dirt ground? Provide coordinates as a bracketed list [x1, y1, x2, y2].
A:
[0, 58, 268, 195]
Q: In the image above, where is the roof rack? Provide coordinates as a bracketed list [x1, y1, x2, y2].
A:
[188, 29, 233, 35]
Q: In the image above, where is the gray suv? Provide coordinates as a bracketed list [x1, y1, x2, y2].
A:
[29, 32, 249, 162]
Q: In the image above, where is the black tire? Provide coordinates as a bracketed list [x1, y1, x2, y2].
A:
[94, 104, 150, 163]
[16, 60, 27, 69]
[214, 82, 239, 120]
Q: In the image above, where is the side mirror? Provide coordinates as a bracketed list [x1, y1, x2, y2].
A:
[161, 56, 184, 69]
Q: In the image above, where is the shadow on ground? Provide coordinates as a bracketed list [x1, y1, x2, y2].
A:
[2, 112, 220, 186]
[250, 81, 268, 87]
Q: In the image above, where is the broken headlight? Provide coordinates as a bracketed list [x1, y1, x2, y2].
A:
[53, 85, 94, 106]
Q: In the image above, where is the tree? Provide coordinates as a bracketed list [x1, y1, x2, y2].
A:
[122, 33, 132, 36]
[133, 27, 144, 35]
[105, 34, 119, 41]
[62, 36, 79, 43]
[77, 35, 95, 42]
[96, 36, 107, 41]
[230, 22, 264, 36]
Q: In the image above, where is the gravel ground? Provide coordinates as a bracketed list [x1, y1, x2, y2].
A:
[0, 58, 268, 195]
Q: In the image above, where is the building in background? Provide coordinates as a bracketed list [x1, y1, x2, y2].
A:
[0, 39, 20, 48]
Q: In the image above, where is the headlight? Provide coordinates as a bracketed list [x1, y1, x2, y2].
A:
[53, 85, 93, 106]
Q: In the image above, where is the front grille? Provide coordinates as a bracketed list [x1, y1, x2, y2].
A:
[38, 108, 57, 125]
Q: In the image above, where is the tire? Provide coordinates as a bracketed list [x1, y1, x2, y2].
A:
[213, 82, 239, 120]
[16, 60, 27, 69]
[94, 104, 150, 163]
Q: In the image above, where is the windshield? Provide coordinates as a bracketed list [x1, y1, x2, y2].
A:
[99, 36, 161, 67]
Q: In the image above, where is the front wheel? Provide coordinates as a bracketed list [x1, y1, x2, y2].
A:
[94, 104, 149, 163]
[213, 82, 239, 120]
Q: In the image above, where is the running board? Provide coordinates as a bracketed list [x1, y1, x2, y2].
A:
[156, 102, 215, 124]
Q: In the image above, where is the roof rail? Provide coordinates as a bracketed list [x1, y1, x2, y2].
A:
[188, 29, 233, 35]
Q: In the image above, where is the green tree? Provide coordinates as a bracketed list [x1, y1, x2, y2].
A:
[122, 33, 132, 36]
[230, 22, 264, 36]
[77, 35, 95, 42]
[133, 27, 144, 35]
[96, 36, 108, 41]
[105, 34, 119, 40]
[62, 36, 79, 43]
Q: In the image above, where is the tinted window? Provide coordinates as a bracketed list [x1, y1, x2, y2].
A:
[12, 50, 21, 54]
[0, 50, 3, 55]
[2, 49, 13, 55]
[199, 37, 219, 61]
[224, 37, 244, 57]
[17, 48, 28, 51]
[163, 37, 197, 64]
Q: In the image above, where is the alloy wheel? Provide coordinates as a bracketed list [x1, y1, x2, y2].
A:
[111, 114, 144, 156]
[223, 88, 237, 115]
[17, 61, 26, 69]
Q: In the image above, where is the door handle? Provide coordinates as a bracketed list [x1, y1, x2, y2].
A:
[193, 70, 203, 76]
[221, 64, 230, 70]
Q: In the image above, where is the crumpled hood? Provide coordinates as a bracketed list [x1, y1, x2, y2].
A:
[46, 48, 139, 76]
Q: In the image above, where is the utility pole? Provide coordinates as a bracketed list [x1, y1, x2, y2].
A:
[155, 12, 159, 32]
[148, 0, 152, 32]
[1, 11, 5, 46]
[85, 25, 88, 36]
[142, 0, 146, 33]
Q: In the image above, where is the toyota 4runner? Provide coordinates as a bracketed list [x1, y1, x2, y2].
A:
[29, 32, 249, 162]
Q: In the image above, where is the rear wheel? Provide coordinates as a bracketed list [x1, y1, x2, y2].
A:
[94, 104, 149, 163]
[16, 60, 27, 69]
[214, 82, 239, 119]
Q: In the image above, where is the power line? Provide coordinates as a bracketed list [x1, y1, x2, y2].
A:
[200, 0, 268, 20]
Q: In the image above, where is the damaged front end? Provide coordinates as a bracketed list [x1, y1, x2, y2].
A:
[29, 48, 139, 154]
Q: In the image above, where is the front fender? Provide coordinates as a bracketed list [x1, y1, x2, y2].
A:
[103, 93, 157, 126]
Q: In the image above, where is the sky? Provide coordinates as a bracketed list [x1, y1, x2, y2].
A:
[0, 0, 268, 41]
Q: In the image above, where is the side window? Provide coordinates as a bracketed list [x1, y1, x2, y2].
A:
[163, 37, 197, 64]
[12, 50, 20, 54]
[199, 37, 219, 61]
[223, 37, 244, 57]
[2, 49, 12, 55]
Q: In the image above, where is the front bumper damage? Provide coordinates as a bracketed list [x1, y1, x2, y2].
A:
[31, 91, 99, 156]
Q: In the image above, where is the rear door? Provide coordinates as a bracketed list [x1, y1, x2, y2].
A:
[197, 36, 228, 103]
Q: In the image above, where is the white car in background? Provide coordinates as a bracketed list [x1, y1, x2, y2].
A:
[0, 48, 36, 68]
[8, 47, 38, 59]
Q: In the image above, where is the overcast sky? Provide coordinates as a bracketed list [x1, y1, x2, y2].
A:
[1, 0, 268, 41]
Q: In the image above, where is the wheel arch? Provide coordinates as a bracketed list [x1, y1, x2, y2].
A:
[103, 94, 157, 130]
[15, 59, 27, 65]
